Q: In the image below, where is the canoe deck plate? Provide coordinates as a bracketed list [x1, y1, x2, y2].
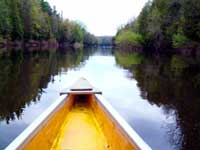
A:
[60, 77, 102, 95]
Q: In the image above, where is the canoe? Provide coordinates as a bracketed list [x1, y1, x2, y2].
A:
[5, 78, 152, 150]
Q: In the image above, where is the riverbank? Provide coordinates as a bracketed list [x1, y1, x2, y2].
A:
[114, 0, 200, 57]
[115, 44, 200, 57]
[0, 39, 92, 55]
[0, 39, 58, 50]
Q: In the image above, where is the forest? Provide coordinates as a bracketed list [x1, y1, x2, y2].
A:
[115, 0, 200, 54]
[0, 0, 97, 45]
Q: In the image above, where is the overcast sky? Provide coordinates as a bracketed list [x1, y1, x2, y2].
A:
[46, 0, 148, 36]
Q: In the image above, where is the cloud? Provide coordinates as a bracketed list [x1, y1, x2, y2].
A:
[46, 0, 148, 36]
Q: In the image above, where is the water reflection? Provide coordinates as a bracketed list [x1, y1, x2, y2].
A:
[0, 48, 93, 124]
[115, 50, 200, 150]
[1, 47, 200, 150]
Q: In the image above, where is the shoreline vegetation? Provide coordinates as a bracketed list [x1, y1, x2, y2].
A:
[114, 0, 200, 56]
[0, 37, 114, 53]
[0, 36, 114, 54]
[0, 39, 83, 50]
[0, 0, 97, 48]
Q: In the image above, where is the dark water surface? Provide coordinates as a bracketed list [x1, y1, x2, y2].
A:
[0, 48, 200, 150]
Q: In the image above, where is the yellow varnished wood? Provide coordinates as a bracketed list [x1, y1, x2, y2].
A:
[89, 95, 137, 150]
[52, 97, 108, 150]
[21, 94, 137, 150]
[23, 95, 74, 150]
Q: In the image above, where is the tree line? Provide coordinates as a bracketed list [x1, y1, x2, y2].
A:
[0, 0, 97, 45]
[115, 0, 200, 53]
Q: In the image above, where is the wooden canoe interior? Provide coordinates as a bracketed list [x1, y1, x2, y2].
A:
[21, 94, 138, 150]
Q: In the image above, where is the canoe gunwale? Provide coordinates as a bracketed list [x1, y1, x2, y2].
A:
[95, 94, 152, 150]
[5, 94, 68, 150]
[5, 93, 152, 150]
[5, 77, 152, 150]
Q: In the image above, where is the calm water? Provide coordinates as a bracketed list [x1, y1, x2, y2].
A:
[0, 48, 200, 150]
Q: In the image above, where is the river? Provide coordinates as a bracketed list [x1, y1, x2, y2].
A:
[0, 47, 200, 150]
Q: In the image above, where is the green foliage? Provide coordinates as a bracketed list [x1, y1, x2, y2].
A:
[0, 0, 11, 37]
[115, 31, 144, 46]
[0, 0, 96, 45]
[182, 0, 200, 41]
[137, 1, 152, 36]
[115, 0, 200, 51]
[10, 0, 24, 40]
[172, 33, 189, 48]
[40, 0, 52, 15]
[71, 23, 84, 43]
[84, 32, 98, 45]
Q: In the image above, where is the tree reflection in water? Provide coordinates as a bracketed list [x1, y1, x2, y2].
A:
[0, 48, 94, 124]
[115, 50, 200, 150]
